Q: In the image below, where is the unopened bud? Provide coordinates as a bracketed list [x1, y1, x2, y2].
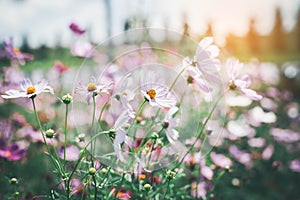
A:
[62, 94, 73, 104]
[45, 129, 55, 139]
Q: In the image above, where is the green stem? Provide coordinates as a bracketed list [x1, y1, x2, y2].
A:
[91, 95, 97, 166]
[113, 173, 126, 199]
[92, 175, 97, 200]
[173, 88, 229, 170]
[31, 98, 51, 155]
[128, 100, 147, 139]
[162, 180, 170, 200]
[64, 104, 69, 164]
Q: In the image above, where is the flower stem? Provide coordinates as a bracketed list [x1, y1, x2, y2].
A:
[162, 180, 170, 200]
[91, 95, 97, 166]
[31, 98, 51, 154]
[92, 175, 97, 200]
[64, 104, 69, 164]
[173, 88, 229, 169]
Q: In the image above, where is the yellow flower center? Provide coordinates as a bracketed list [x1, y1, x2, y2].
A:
[147, 89, 156, 99]
[87, 83, 97, 92]
[26, 86, 36, 94]
[6, 150, 12, 158]
[229, 80, 237, 90]
[13, 48, 21, 54]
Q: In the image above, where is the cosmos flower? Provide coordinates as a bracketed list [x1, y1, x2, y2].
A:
[0, 143, 26, 161]
[71, 40, 93, 58]
[141, 83, 176, 108]
[210, 151, 233, 169]
[183, 37, 220, 83]
[113, 110, 132, 161]
[75, 76, 112, 104]
[226, 59, 263, 101]
[69, 23, 86, 35]
[185, 67, 211, 93]
[289, 160, 300, 173]
[58, 145, 80, 161]
[0, 38, 34, 65]
[163, 106, 179, 144]
[1, 78, 54, 99]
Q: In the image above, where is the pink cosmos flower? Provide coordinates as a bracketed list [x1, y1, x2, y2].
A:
[226, 59, 263, 101]
[229, 145, 253, 169]
[58, 145, 80, 161]
[71, 41, 93, 58]
[0, 38, 34, 65]
[1, 78, 54, 99]
[210, 151, 233, 169]
[0, 143, 26, 161]
[75, 76, 112, 104]
[69, 23, 86, 35]
[141, 83, 176, 108]
[183, 37, 220, 83]
[289, 160, 300, 173]
[163, 106, 179, 144]
[185, 67, 211, 93]
[262, 144, 274, 160]
[113, 110, 133, 161]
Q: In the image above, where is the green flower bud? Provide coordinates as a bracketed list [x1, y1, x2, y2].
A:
[10, 177, 18, 185]
[166, 170, 176, 180]
[143, 183, 152, 190]
[150, 132, 159, 140]
[45, 129, 55, 139]
[100, 168, 108, 174]
[156, 139, 164, 146]
[89, 167, 97, 175]
[62, 93, 73, 104]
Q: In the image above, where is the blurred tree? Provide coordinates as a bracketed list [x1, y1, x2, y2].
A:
[205, 21, 213, 37]
[271, 8, 285, 52]
[246, 18, 259, 53]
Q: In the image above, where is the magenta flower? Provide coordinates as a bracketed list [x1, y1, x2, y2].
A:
[226, 59, 262, 101]
[0, 143, 26, 161]
[1, 78, 54, 99]
[69, 23, 86, 35]
[0, 38, 34, 65]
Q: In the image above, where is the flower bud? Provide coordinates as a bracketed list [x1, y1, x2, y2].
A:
[143, 183, 152, 190]
[62, 93, 73, 104]
[45, 129, 55, 139]
[150, 132, 159, 140]
[10, 177, 18, 185]
[100, 168, 108, 174]
[156, 139, 164, 146]
[166, 170, 176, 180]
[89, 167, 97, 175]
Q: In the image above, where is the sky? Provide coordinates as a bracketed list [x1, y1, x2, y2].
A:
[0, 0, 299, 48]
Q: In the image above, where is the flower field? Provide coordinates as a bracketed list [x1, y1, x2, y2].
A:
[0, 23, 300, 200]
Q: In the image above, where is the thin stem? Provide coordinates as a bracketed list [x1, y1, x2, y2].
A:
[92, 175, 97, 200]
[114, 173, 126, 199]
[91, 95, 97, 166]
[31, 98, 51, 154]
[162, 180, 170, 200]
[128, 100, 147, 139]
[173, 88, 229, 170]
[168, 66, 187, 92]
[64, 104, 69, 164]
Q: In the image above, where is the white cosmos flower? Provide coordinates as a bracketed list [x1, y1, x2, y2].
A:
[113, 110, 132, 162]
[164, 106, 180, 144]
[1, 78, 53, 99]
[75, 76, 112, 104]
[141, 83, 176, 108]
